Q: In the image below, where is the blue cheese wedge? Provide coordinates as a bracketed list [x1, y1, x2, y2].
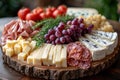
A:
[79, 37, 107, 61]
[85, 34, 116, 55]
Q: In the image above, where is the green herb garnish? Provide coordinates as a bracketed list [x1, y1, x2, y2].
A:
[32, 15, 75, 47]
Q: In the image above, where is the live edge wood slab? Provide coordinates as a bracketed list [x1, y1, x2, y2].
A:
[0, 20, 120, 80]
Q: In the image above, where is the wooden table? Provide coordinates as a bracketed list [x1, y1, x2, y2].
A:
[0, 20, 120, 80]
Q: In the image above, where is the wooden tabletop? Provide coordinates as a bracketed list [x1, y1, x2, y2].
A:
[0, 20, 120, 80]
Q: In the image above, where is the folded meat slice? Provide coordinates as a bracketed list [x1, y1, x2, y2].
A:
[1, 19, 39, 45]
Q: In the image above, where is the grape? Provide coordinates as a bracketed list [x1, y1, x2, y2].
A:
[46, 40, 51, 43]
[58, 22, 65, 30]
[71, 18, 78, 25]
[44, 34, 50, 40]
[52, 41, 56, 45]
[70, 25, 77, 30]
[67, 28, 73, 35]
[49, 34, 56, 41]
[64, 35, 71, 43]
[48, 29, 55, 35]
[67, 21, 71, 25]
[62, 30, 68, 35]
[88, 24, 94, 29]
[60, 37, 66, 43]
[55, 38, 61, 44]
[79, 23, 85, 29]
[56, 27, 63, 32]
[55, 31, 62, 37]
[78, 18, 84, 23]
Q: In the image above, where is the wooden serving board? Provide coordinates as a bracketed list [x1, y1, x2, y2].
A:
[0, 20, 120, 80]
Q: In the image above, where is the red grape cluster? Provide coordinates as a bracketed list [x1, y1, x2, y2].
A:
[44, 18, 94, 45]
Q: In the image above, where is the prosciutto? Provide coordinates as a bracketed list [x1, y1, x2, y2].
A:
[67, 42, 92, 69]
[1, 19, 39, 45]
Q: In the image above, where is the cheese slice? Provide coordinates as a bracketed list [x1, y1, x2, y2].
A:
[85, 34, 115, 55]
[33, 45, 45, 66]
[42, 44, 52, 65]
[48, 45, 55, 66]
[55, 45, 62, 67]
[27, 47, 40, 64]
[61, 45, 67, 67]
[79, 37, 107, 61]
[53, 45, 57, 64]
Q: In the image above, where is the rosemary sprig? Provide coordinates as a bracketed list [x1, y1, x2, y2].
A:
[32, 15, 75, 47]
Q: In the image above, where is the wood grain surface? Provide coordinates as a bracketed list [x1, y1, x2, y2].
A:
[0, 20, 120, 80]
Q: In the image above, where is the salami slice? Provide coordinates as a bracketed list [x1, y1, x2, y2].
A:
[67, 42, 92, 69]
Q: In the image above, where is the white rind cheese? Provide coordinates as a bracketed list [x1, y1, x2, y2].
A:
[85, 34, 115, 55]
[79, 37, 107, 61]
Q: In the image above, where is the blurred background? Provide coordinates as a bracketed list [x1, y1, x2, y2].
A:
[0, 0, 119, 21]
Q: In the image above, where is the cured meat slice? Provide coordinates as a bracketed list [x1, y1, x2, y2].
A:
[67, 42, 92, 69]
[1, 19, 39, 45]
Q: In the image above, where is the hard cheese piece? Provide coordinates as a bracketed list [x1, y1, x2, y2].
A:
[27, 47, 40, 64]
[18, 52, 27, 61]
[48, 45, 55, 66]
[22, 45, 31, 55]
[27, 56, 34, 64]
[79, 37, 107, 61]
[55, 45, 62, 67]
[6, 40, 17, 48]
[2, 45, 8, 53]
[30, 41, 36, 50]
[61, 45, 67, 67]
[53, 45, 57, 65]
[14, 44, 22, 55]
[6, 48, 14, 57]
[42, 44, 52, 65]
[33, 45, 45, 66]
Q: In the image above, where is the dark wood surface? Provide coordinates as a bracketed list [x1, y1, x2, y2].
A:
[0, 20, 120, 80]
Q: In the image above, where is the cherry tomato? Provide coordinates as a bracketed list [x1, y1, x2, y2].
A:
[26, 13, 38, 21]
[46, 11, 53, 18]
[39, 12, 47, 19]
[51, 7, 56, 12]
[57, 5, 67, 14]
[32, 7, 44, 15]
[53, 9, 62, 18]
[18, 8, 30, 20]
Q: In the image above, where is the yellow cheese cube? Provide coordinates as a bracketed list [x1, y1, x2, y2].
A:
[23, 45, 31, 55]
[27, 56, 34, 64]
[17, 36, 24, 41]
[21, 40, 30, 48]
[52, 45, 57, 64]
[6, 40, 17, 48]
[18, 52, 27, 61]
[30, 41, 36, 50]
[2, 45, 8, 53]
[6, 48, 14, 57]
[14, 44, 22, 55]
